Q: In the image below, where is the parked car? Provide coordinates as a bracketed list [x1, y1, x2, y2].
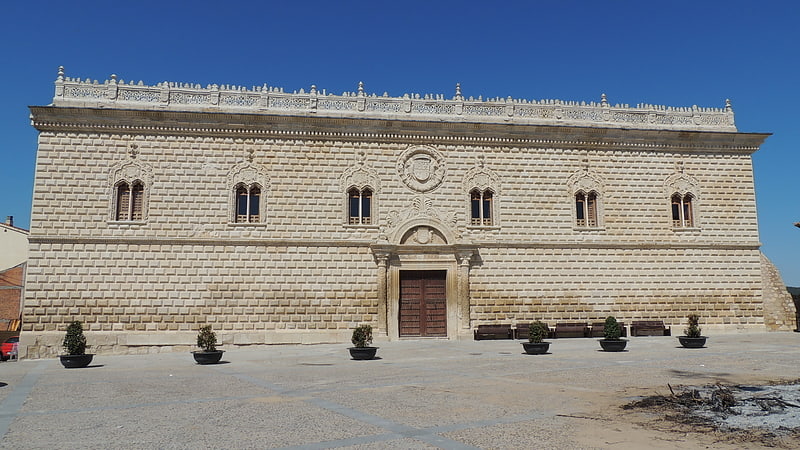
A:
[1, 336, 19, 361]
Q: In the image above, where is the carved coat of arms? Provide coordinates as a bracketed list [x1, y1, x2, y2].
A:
[412, 156, 432, 182]
[398, 146, 445, 192]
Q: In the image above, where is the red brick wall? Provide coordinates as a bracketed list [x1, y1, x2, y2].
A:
[0, 264, 24, 325]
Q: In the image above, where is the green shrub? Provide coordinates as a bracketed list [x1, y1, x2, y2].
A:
[63, 321, 87, 355]
[684, 314, 702, 338]
[603, 316, 622, 341]
[351, 324, 373, 348]
[528, 321, 549, 343]
[196, 325, 218, 352]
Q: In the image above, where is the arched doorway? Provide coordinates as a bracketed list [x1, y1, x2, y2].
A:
[371, 222, 476, 340]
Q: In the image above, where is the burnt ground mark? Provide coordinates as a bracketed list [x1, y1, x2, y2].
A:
[622, 380, 800, 448]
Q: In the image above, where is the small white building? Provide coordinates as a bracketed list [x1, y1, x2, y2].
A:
[0, 216, 28, 271]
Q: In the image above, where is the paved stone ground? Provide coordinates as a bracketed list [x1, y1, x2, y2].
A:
[0, 333, 798, 449]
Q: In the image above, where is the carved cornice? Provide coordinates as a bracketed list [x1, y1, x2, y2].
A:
[28, 235, 761, 251]
[29, 106, 770, 154]
[50, 68, 738, 132]
[28, 235, 375, 247]
[477, 241, 761, 251]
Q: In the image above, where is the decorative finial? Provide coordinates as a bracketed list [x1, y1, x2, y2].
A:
[57, 66, 65, 80]
[476, 154, 485, 168]
[455, 82, 462, 100]
[675, 160, 685, 173]
[358, 81, 365, 96]
[129, 143, 139, 159]
[600, 93, 608, 106]
[725, 99, 732, 112]
[353, 149, 367, 166]
[110, 74, 117, 83]
[246, 147, 255, 163]
[310, 84, 317, 95]
[582, 156, 590, 171]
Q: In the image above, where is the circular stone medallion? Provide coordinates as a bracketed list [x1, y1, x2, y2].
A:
[398, 146, 446, 192]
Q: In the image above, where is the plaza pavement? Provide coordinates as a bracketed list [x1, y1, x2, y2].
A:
[0, 332, 798, 449]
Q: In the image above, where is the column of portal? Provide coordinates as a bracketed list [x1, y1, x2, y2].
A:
[457, 251, 472, 329]
[375, 254, 388, 335]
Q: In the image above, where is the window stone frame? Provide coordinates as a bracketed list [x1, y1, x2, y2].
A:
[566, 168, 605, 231]
[227, 161, 270, 226]
[340, 151, 380, 228]
[665, 169, 701, 231]
[107, 151, 153, 225]
[463, 157, 501, 230]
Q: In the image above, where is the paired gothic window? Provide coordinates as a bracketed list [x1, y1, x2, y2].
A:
[109, 152, 151, 224]
[348, 187, 373, 225]
[567, 166, 603, 230]
[235, 184, 262, 223]
[575, 191, 598, 228]
[227, 159, 269, 225]
[671, 193, 695, 228]
[470, 189, 494, 226]
[665, 167, 699, 230]
[115, 181, 144, 221]
[463, 158, 499, 229]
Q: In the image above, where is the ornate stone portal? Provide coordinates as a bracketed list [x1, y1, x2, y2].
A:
[371, 226, 476, 340]
[372, 148, 476, 339]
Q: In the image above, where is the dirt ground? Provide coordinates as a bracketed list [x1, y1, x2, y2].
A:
[570, 378, 800, 450]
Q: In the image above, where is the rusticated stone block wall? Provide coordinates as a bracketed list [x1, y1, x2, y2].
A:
[760, 253, 797, 331]
[469, 247, 765, 330]
[22, 123, 776, 356]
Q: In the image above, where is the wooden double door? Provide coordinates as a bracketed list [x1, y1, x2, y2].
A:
[399, 270, 447, 337]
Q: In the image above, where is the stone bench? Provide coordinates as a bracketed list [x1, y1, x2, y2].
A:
[473, 324, 513, 340]
[630, 320, 671, 336]
[553, 322, 589, 338]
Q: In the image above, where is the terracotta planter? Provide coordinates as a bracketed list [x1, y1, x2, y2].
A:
[192, 350, 224, 365]
[60, 354, 94, 368]
[348, 347, 378, 360]
[678, 336, 707, 348]
[522, 342, 550, 355]
[599, 339, 628, 352]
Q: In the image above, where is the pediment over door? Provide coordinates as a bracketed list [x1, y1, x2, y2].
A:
[400, 226, 448, 245]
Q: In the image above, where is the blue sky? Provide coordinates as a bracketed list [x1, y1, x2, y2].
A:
[1, 1, 798, 285]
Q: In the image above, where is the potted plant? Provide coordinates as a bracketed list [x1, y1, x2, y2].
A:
[678, 314, 707, 348]
[522, 321, 551, 355]
[598, 316, 627, 352]
[59, 320, 94, 368]
[192, 325, 224, 364]
[348, 324, 378, 360]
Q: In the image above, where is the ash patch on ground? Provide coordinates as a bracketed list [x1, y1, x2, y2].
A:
[623, 381, 800, 447]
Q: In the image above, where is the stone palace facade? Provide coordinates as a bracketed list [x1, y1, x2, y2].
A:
[21, 67, 796, 356]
